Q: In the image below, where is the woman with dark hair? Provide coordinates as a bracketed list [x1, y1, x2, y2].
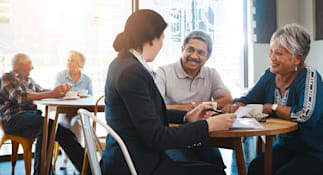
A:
[101, 9, 236, 175]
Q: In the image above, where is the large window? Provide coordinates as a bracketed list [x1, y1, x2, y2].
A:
[0, 0, 131, 93]
[140, 0, 245, 97]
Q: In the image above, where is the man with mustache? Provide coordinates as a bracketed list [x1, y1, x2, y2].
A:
[155, 30, 233, 173]
[156, 30, 232, 111]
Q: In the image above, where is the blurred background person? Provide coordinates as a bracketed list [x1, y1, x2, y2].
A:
[54, 50, 93, 169]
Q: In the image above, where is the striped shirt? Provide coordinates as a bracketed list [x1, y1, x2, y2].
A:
[0, 71, 45, 123]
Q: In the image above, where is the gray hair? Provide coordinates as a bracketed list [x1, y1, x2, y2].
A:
[12, 53, 29, 70]
[69, 50, 86, 68]
[270, 23, 311, 68]
[183, 30, 213, 57]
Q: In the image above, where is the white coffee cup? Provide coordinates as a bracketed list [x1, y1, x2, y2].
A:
[246, 104, 263, 117]
[79, 89, 88, 97]
[212, 101, 218, 110]
[66, 91, 78, 97]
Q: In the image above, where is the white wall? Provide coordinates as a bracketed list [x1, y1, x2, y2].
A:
[250, 0, 323, 86]
[298, 0, 323, 75]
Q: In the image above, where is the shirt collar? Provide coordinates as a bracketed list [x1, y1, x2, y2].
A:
[175, 60, 205, 79]
[64, 69, 84, 84]
[11, 71, 30, 81]
[129, 49, 156, 78]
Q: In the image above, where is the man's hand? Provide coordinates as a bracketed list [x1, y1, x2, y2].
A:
[27, 83, 73, 100]
[184, 102, 215, 122]
[50, 83, 73, 98]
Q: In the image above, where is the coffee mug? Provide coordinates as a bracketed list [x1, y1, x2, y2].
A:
[212, 101, 218, 110]
[246, 104, 263, 117]
[79, 89, 88, 97]
[66, 91, 78, 97]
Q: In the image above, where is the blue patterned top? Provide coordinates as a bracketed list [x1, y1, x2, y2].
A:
[235, 66, 323, 160]
[55, 69, 93, 95]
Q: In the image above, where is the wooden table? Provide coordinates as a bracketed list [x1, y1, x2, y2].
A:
[34, 95, 105, 175]
[209, 118, 298, 175]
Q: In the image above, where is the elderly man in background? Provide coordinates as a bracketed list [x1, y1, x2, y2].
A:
[0, 53, 85, 175]
[155, 31, 233, 173]
[156, 30, 232, 111]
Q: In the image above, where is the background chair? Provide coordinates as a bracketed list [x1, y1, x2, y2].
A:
[78, 108, 137, 175]
[0, 120, 35, 175]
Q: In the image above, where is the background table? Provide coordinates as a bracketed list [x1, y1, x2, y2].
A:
[209, 118, 298, 175]
[34, 95, 105, 175]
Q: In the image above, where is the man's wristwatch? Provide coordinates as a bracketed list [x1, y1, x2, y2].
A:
[272, 104, 278, 114]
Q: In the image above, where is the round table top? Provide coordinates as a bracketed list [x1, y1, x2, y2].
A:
[209, 118, 298, 138]
[33, 95, 105, 108]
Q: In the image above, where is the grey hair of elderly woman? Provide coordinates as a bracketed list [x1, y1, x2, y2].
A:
[270, 23, 311, 68]
[69, 50, 86, 68]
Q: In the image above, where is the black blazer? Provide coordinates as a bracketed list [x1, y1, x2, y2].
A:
[100, 50, 209, 175]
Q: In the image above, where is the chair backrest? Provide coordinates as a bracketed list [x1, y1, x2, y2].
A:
[78, 109, 137, 175]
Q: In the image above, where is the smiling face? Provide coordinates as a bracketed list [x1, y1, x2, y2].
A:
[20, 58, 34, 77]
[67, 54, 81, 73]
[181, 39, 209, 76]
[269, 42, 301, 75]
[13, 55, 34, 77]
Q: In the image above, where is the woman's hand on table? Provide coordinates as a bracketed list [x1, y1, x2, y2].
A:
[222, 102, 245, 113]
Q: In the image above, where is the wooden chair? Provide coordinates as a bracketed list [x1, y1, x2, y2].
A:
[0, 120, 35, 175]
[78, 108, 137, 175]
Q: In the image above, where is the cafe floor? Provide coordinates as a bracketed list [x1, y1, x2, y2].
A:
[0, 137, 257, 175]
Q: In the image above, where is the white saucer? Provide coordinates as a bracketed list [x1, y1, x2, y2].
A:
[243, 113, 269, 119]
[63, 96, 80, 100]
[79, 95, 89, 98]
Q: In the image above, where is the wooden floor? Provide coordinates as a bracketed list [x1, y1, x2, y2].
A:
[0, 155, 78, 175]
[0, 137, 257, 175]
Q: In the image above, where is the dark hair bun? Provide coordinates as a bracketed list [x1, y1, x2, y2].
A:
[113, 32, 128, 52]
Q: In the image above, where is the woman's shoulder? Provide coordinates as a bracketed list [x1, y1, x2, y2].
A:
[81, 72, 92, 81]
[259, 68, 275, 82]
[303, 66, 322, 83]
[55, 69, 69, 78]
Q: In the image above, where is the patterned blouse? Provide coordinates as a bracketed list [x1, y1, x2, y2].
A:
[0, 71, 45, 123]
[235, 66, 323, 160]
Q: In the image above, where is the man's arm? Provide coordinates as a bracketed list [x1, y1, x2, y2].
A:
[166, 104, 195, 111]
[27, 84, 72, 101]
[213, 92, 233, 109]
[166, 92, 233, 111]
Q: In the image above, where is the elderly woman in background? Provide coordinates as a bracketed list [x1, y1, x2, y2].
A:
[223, 23, 323, 174]
[54, 50, 93, 169]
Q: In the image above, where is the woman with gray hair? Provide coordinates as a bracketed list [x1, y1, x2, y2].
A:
[223, 23, 323, 174]
[54, 50, 93, 169]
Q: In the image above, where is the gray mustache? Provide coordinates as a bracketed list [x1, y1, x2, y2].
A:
[187, 57, 201, 64]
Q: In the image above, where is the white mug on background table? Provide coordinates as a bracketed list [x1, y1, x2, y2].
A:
[65, 91, 78, 98]
[79, 89, 88, 97]
[246, 104, 263, 117]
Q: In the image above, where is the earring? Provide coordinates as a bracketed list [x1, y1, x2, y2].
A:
[295, 66, 298, 72]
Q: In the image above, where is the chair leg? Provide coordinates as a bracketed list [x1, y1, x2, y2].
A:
[21, 140, 33, 175]
[52, 142, 60, 174]
[81, 150, 89, 175]
[11, 141, 19, 175]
